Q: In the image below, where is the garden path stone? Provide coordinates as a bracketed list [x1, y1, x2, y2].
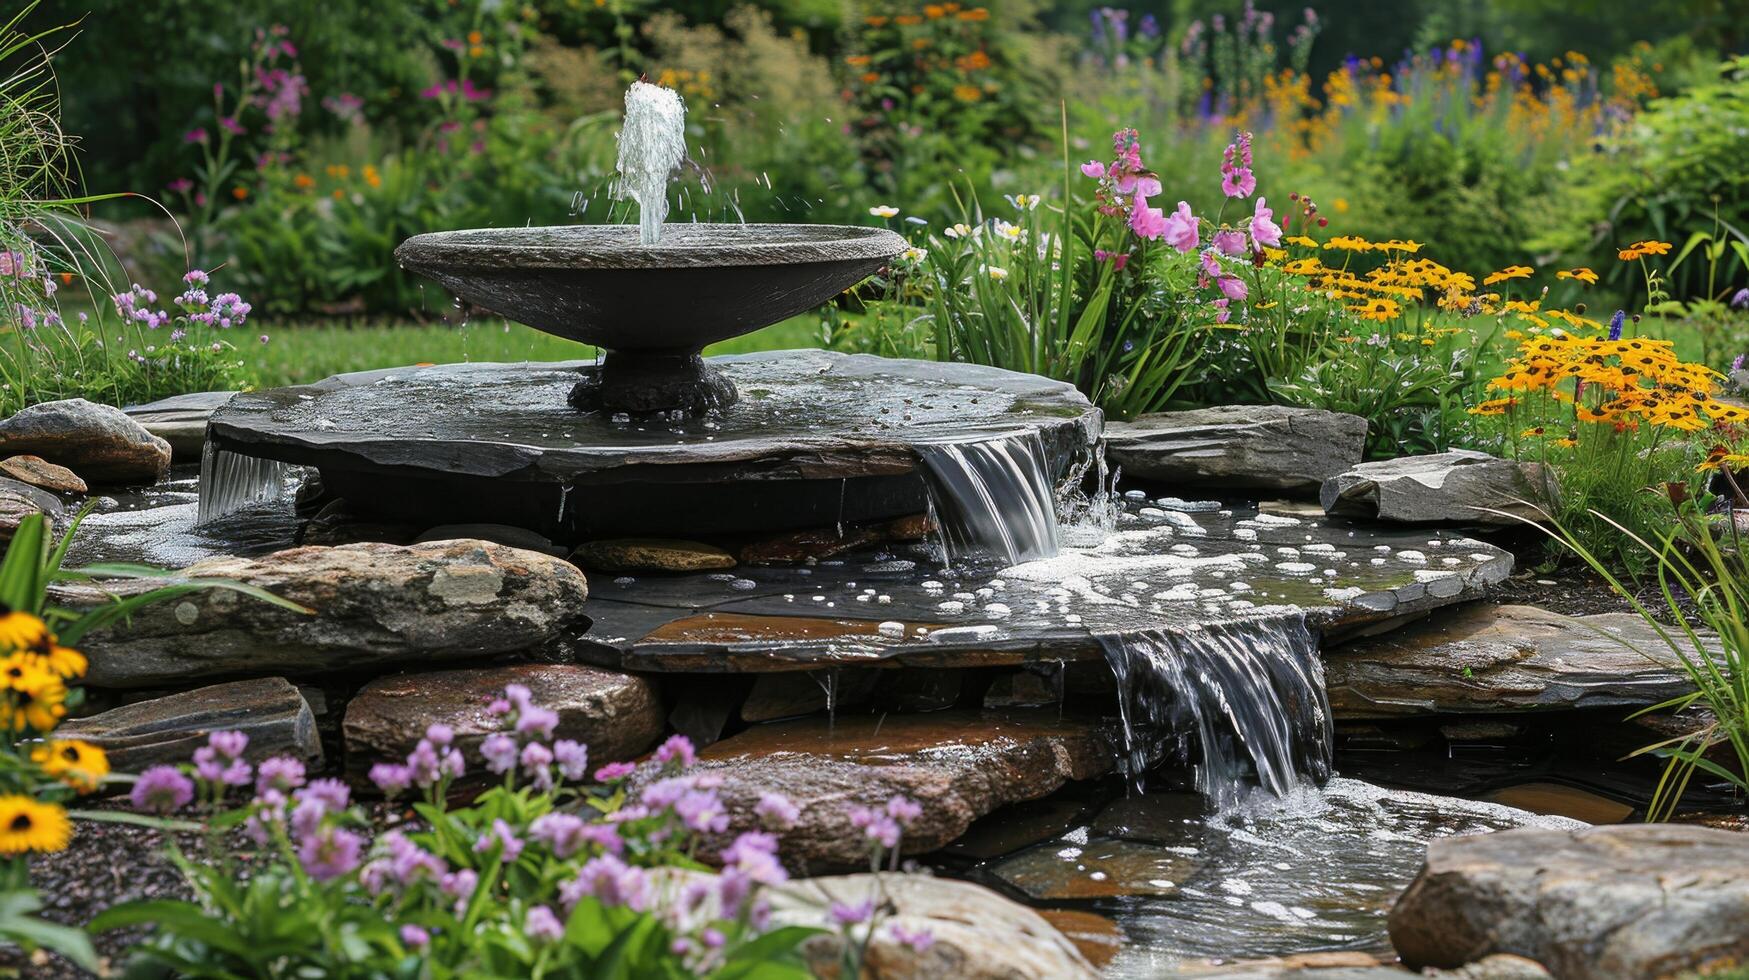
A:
[60, 539, 589, 687]
[650, 709, 1111, 869]
[0, 398, 172, 484]
[1105, 405, 1367, 494]
[0, 455, 86, 494]
[124, 391, 236, 462]
[342, 663, 662, 776]
[61, 677, 320, 775]
[1390, 824, 1749, 978]
[1320, 450, 1558, 527]
[769, 872, 1097, 979]
[573, 538, 736, 573]
[0, 477, 59, 541]
[1322, 604, 1699, 718]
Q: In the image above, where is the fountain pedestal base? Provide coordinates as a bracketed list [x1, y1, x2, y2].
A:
[568, 351, 738, 415]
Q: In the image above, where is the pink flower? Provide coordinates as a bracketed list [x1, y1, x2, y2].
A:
[1250, 197, 1282, 247]
[1093, 249, 1130, 271]
[1161, 201, 1199, 253]
[1113, 171, 1162, 197]
[1217, 274, 1248, 301]
[1212, 229, 1248, 256]
[1220, 131, 1257, 198]
[1212, 297, 1232, 323]
[1129, 193, 1167, 239]
[1080, 160, 1106, 179]
[1221, 167, 1256, 198]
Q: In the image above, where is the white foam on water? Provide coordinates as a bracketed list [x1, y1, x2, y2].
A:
[613, 81, 687, 245]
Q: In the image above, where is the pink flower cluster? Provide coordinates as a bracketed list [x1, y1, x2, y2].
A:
[1221, 131, 1256, 198]
[1080, 129, 1199, 259]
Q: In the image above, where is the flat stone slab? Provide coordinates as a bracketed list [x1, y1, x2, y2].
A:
[647, 709, 1111, 868]
[342, 663, 663, 775]
[569, 497, 1512, 672]
[63, 539, 589, 687]
[0, 477, 59, 541]
[125, 391, 236, 462]
[0, 398, 171, 484]
[1105, 405, 1367, 494]
[0, 455, 86, 493]
[1323, 604, 1700, 718]
[61, 677, 320, 775]
[1389, 824, 1749, 978]
[771, 873, 1097, 979]
[1321, 450, 1558, 527]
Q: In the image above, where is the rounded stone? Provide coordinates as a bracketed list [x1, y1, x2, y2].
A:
[573, 538, 737, 573]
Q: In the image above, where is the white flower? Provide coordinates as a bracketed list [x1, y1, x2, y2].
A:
[1011, 193, 1042, 210]
[869, 205, 900, 218]
[943, 222, 975, 240]
[902, 246, 927, 263]
[981, 265, 1010, 281]
[993, 220, 1023, 241]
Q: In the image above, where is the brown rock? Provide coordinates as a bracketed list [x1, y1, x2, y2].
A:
[343, 663, 663, 775]
[0, 480, 54, 541]
[0, 398, 171, 484]
[0, 455, 85, 494]
[1035, 910, 1124, 970]
[1323, 604, 1698, 718]
[573, 538, 736, 573]
[770, 872, 1097, 979]
[1477, 783, 1634, 824]
[659, 710, 1111, 868]
[1389, 824, 1749, 979]
[61, 677, 320, 776]
[739, 525, 880, 565]
[64, 539, 589, 687]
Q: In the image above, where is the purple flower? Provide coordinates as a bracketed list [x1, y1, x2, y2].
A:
[830, 899, 875, 926]
[1609, 309, 1626, 341]
[192, 746, 252, 788]
[849, 805, 901, 849]
[1212, 229, 1248, 257]
[553, 740, 589, 781]
[131, 765, 194, 814]
[720, 831, 787, 885]
[888, 922, 934, 952]
[481, 733, 518, 774]
[885, 795, 922, 827]
[654, 734, 696, 768]
[208, 730, 249, 760]
[521, 741, 555, 790]
[530, 812, 589, 858]
[526, 905, 564, 944]
[185, 128, 208, 144]
[369, 762, 413, 798]
[299, 826, 364, 881]
[594, 761, 636, 782]
[674, 789, 728, 834]
[516, 705, 559, 740]
[562, 853, 648, 911]
[754, 792, 799, 831]
[400, 925, 430, 950]
[1731, 287, 1749, 310]
[255, 757, 306, 795]
[167, 178, 193, 194]
[474, 818, 524, 863]
[300, 778, 350, 811]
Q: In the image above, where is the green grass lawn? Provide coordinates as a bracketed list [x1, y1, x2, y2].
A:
[247, 315, 828, 388]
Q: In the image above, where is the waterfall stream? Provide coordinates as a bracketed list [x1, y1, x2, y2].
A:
[1099, 617, 1333, 808]
[917, 432, 1062, 568]
[196, 443, 293, 524]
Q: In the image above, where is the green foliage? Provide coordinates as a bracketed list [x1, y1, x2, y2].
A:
[1544, 56, 1749, 304]
[1542, 483, 1749, 821]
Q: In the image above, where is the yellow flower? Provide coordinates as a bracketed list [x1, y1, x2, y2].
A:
[1283, 235, 1319, 248]
[982, 265, 1009, 281]
[2, 658, 66, 733]
[1348, 298, 1401, 322]
[868, 205, 900, 218]
[952, 84, 983, 102]
[1012, 194, 1041, 211]
[1483, 265, 1534, 286]
[1555, 267, 1597, 284]
[1470, 397, 1519, 416]
[32, 740, 108, 794]
[1617, 240, 1672, 261]
[0, 612, 49, 653]
[0, 796, 70, 854]
[1323, 235, 1374, 252]
[1553, 437, 1578, 448]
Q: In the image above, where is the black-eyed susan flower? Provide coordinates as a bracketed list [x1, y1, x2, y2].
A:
[1617, 240, 1672, 261]
[3, 660, 66, 733]
[0, 796, 70, 854]
[32, 740, 109, 794]
[1483, 265, 1534, 286]
[1555, 267, 1598, 285]
[0, 611, 50, 653]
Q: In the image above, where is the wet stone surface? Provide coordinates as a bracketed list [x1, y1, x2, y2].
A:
[962, 778, 1582, 977]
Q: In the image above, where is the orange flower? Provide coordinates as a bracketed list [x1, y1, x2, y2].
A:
[952, 84, 982, 101]
[894, 14, 922, 25]
[924, 4, 946, 17]
[231, 186, 248, 200]
[864, 15, 889, 26]
[1555, 267, 1597, 284]
[1482, 265, 1533, 286]
[957, 7, 990, 20]
[293, 173, 315, 189]
[861, 72, 881, 84]
[1617, 240, 1672, 261]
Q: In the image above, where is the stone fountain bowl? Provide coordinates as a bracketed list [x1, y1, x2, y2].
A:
[395, 223, 907, 414]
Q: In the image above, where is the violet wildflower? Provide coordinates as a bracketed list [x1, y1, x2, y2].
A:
[1609, 309, 1626, 341]
[754, 792, 799, 831]
[255, 756, 306, 794]
[654, 733, 697, 768]
[370, 762, 413, 798]
[848, 805, 901, 849]
[888, 922, 935, 952]
[515, 704, 559, 740]
[425, 723, 454, 747]
[1732, 287, 1749, 310]
[400, 925, 430, 951]
[553, 739, 589, 781]
[563, 853, 649, 911]
[885, 795, 922, 827]
[521, 741, 555, 790]
[299, 778, 350, 811]
[830, 899, 875, 926]
[481, 733, 518, 774]
[474, 818, 524, 863]
[131, 765, 194, 814]
[594, 761, 636, 782]
[529, 812, 588, 858]
[299, 826, 364, 881]
[526, 905, 565, 944]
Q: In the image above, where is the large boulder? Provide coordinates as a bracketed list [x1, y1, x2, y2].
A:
[651, 710, 1111, 869]
[1320, 450, 1558, 527]
[61, 677, 320, 774]
[770, 873, 1097, 979]
[1323, 604, 1699, 718]
[123, 391, 236, 462]
[1389, 824, 1749, 978]
[66, 539, 589, 687]
[1104, 405, 1367, 494]
[343, 663, 663, 774]
[0, 398, 172, 484]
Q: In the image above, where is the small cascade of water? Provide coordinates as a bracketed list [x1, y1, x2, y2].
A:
[613, 81, 687, 245]
[197, 443, 292, 524]
[917, 432, 1061, 568]
[1099, 617, 1332, 809]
